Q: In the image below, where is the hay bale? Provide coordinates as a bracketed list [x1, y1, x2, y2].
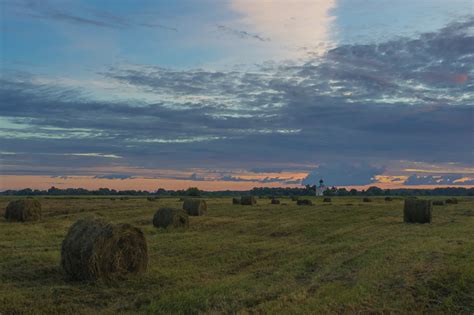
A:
[323, 198, 331, 202]
[147, 197, 158, 201]
[5, 199, 42, 222]
[232, 197, 241, 205]
[183, 199, 207, 216]
[153, 208, 188, 228]
[384, 197, 393, 201]
[445, 198, 458, 204]
[297, 199, 313, 206]
[363, 197, 372, 202]
[403, 199, 432, 224]
[433, 200, 445, 206]
[271, 199, 280, 204]
[61, 218, 148, 281]
[241, 196, 257, 205]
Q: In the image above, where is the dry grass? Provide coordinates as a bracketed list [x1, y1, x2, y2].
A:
[0, 196, 473, 314]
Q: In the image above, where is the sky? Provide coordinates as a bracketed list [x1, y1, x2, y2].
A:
[0, 0, 473, 191]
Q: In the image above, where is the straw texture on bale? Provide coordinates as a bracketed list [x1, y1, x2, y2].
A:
[403, 199, 432, 224]
[323, 198, 331, 202]
[363, 198, 372, 202]
[446, 198, 458, 204]
[433, 200, 445, 206]
[271, 199, 280, 204]
[297, 199, 313, 206]
[241, 196, 257, 205]
[5, 199, 42, 222]
[153, 208, 189, 228]
[183, 199, 207, 216]
[61, 218, 148, 281]
[232, 197, 241, 205]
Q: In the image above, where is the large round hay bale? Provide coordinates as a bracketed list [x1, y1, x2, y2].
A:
[232, 197, 241, 205]
[271, 199, 280, 204]
[445, 198, 458, 204]
[323, 198, 331, 202]
[404, 199, 432, 224]
[153, 208, 188, 228]
[433, 200, 445, 206]
[183, 199, 207, 216]
[384, 197, 393, 201]
[363, 197, 372, 202]
[5, 199, 42, 222]
[61, 218, 148, 281]
[241, 196, 257, 205]
[297, 199, 313, 206]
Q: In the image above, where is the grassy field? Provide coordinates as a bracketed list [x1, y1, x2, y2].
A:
[0, 196, 473, 314]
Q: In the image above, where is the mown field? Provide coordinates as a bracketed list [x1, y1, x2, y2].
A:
[0, 196, 473, 314]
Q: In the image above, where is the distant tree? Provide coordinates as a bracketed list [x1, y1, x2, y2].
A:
[349, 189, 358, 196]
[186, 187, 201, 197]
[366, 186, 384, 196]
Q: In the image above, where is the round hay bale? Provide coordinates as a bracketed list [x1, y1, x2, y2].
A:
[147, 197, 158, 201]
[153, 208, 188, 228]
[445, 198, 458, 204]
[363, 197, 372, 202]
[241, 196, 257, 205]
[232, 197, 241, 205]
[384, 197, 393, 201]
[296, 199, 313, 206]
[183, 199, 207, 216]
[323, 198, 331, 202]
[271, 199, 280, 204]
[5, 199, 42, 222]
[61, 218, 148, 281]
[403, 199, 432, 224]
[433, 200, 445, 206]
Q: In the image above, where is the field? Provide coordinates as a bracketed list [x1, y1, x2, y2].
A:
[1, 196, 473, 314]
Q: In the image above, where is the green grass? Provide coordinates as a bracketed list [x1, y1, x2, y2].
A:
[1, 196, 473, 314]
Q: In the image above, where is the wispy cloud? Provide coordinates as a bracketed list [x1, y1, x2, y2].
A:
[216, 24, 270, 42]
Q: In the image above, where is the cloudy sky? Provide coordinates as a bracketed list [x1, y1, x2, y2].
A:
[0, 0, 473, 191]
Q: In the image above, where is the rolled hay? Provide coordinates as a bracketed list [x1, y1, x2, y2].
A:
[384, 197, 393, 201]
[297, 199, 313, 206]
[153, 208, 189, 228]
[271, 199, 280, 204]
[241, 196, 257, 205]
[183, 199, 207, 216]
[433, 200, 445, 206]
[61, 217, 148, 281]
[403, 199, 432, 224]
[363, 197, 372, 202]
[5, 199, 42, 222]
[446, 198, 458, 204]
[232, 197, 241, 205]
[147, 197, 158, 201]
[323, 198, 332, 202]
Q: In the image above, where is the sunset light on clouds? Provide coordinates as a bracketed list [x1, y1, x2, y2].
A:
[0, 0, 473, 191]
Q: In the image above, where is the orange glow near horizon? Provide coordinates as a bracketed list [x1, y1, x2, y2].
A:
[1, 175, 472, 192]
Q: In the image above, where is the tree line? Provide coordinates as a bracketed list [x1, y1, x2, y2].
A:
[1, 186, 473, 196]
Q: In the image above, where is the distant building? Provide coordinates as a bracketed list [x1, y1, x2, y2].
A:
[315, 179, 325, 196]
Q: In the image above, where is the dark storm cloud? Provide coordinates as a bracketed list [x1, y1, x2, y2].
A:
[302, 162, 385, 186]
[1, 19, 473, 180]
